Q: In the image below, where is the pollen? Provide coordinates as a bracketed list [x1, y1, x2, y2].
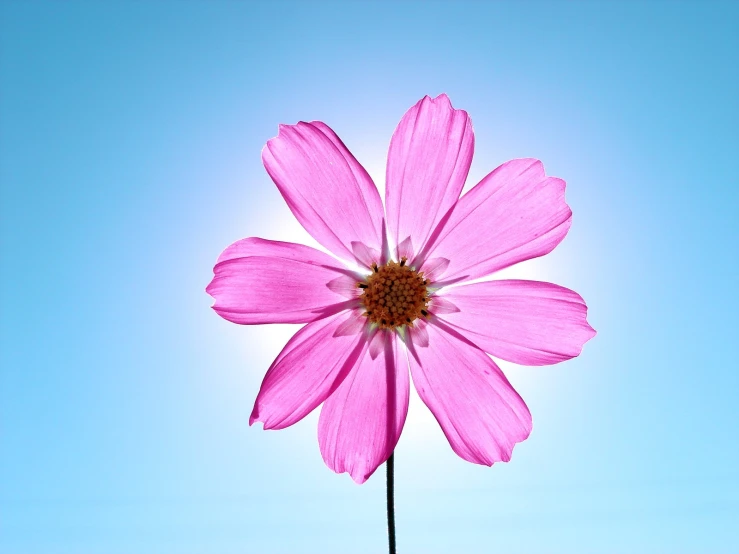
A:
[358, 258, 430, 329]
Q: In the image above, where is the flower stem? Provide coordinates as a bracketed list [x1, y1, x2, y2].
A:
[386, 452, 396, 554]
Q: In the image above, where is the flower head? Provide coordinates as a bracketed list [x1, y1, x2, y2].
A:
[207, 94, 595, 483]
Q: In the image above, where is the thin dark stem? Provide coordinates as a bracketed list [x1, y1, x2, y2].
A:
[386, 452, 396, 554]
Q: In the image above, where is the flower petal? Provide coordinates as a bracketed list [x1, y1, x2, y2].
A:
[405, 321, 531, 465]
[249, 310, 369, 430]
[207, 238, 360, 324]
[385, 94, 474, 261]
[438, 280, 596, 366]
[420, 158, 572, 284]
[318, 330, 409, 484]
[262, 121, 385, 267]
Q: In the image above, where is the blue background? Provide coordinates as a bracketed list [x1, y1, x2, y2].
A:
[1, 1, 737, 552]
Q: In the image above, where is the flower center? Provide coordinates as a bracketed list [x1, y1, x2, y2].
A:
[358, 259, 429, 329]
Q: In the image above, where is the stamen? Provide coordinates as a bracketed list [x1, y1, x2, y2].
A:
[357, 259, 430, 329]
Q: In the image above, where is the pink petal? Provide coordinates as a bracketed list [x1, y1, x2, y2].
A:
[262, 121, 385, 268]
[385, 94, 474, 262]
[207, 238, 360, 324]
[406, 321, 531, 466]
[438, 280, 596, 366]
[250, 310, 369, 430]
[318, 330, 409, 484]
[420, 158, 572, 284]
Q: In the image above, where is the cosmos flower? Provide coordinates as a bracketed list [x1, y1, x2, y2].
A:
[207, 94, 595, 484]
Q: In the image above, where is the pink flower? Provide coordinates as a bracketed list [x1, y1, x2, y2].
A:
[207, 94, 595, 484]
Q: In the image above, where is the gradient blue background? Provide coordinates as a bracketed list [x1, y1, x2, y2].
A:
[2, 1, 737, 552]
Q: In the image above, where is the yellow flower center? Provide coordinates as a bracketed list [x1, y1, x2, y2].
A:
[358, 259, 430, 329]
